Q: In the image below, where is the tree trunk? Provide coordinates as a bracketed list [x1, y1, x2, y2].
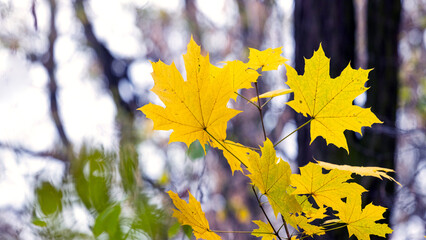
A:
[294, 0, 356, 166]
[294, 1, 356, 239]
[293, 0, 401, 238]
[364, 0, 401, 234]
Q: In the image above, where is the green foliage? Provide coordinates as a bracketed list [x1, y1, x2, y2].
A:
[72, 148, 112, 213]
[36, 181, 63, 216]
[93, 204, 122, 238]
[32, 147, 171, 240]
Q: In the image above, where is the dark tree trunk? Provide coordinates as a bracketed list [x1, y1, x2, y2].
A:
[294, 0, 356, 167]
[293, 0, 401, 238]
[293, 1, 356, 239]
[364, 0, 401, 234]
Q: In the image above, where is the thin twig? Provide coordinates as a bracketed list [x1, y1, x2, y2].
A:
[204, 129, 248, 168]
[31, 0, 38, 30]
[277, 222, 285, 232]
[235, 91, 260, 109]
[280, 214, 291, 239]
[261, 97, 274, 109]
[252, 186, 282, 240]
[255, 82, 267, 141]
[274, 118, 313, 147]
[210, 230, 255, 234]
[0, 141, 68, 162]
[44, 0, 73, 159]
[223, 140, 260, 151]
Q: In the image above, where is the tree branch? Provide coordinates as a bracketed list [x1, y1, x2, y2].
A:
[0, 141, 68, 163]
[43, 0, 73, 159]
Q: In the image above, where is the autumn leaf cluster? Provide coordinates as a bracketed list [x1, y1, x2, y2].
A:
[138, 37, 398, 240]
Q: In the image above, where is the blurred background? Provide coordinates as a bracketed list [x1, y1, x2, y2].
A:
[0, 0, 424, 239]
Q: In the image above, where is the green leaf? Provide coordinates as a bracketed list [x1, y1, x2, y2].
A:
[93, 204, 121, 237]
[168, 221, 181, 239]
[187, 140, 208, 160]
[36, 181, 62, 216]
[182, 225, 193, 239]
[73, 148, 112, 213]
[32, 219, 47, 227]
[133, 193, 168, 239]
[119, 144, 140, 193]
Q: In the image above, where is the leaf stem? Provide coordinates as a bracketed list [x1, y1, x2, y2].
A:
[276, 222, 285, 232]
[261, 97, 274, 109]
[223, 140, 260, 151]
[322, 223, 347, 233]
[274, 118, 313, 147]
[204, 129, 248, 168]
[211, 229, 276, 235]
[280, 214, 291, 239]
[235, 91, 259, 109]
[320, 220, 342, 227]
[252, 186, 282, 240]
[255, 82, 267, 141]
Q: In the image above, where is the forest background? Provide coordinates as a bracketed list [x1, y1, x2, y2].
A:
[0, 0, 424, 239]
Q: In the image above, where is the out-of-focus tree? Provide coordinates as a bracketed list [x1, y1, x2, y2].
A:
[363, 0, 401, 228]
[392, 0, 426, 238]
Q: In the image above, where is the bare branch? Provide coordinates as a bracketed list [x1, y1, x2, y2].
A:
[42, 0, 73, 160]
[0, 141, 68, 162]
[31, 0, 38, 31]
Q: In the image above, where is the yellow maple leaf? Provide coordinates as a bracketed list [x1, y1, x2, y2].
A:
[336, 195, 392, 240]
[251, 220, 276, 240]
[246, 139, 301, 217]
[290, 162, 366, 208]
[212, 139, 253, 174]
[250, 89, 294, 102]
[223, 60, 259, 100]
[138, 37, 240, 149]
[168, 190, 221, 240]
[287, 214, 325, 237]
[284, 195, 326, 237]
[285, 44, 382, 152]
[304, 206, 327, 222]
[316, 160, 401, 185]
[247, 47, 288, 71]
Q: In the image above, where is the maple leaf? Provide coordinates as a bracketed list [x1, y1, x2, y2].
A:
[290, 162, 366, 208]
[168, 190, 221, 240]
[336, 195, 392, 240]
[139, 37, 240, 149]
[223, 60, 259, 100]
[284, 195, 326, 237]
[212, 139, 253, 174]
[316, 160, 401, 185]
[247, 47, 288, 71]
[287, 214, 325, 237]
[250, 89, 294, 102]
[246, 139, 301, 217]
[302, 205, 327, 222]
[285, 44, 382, 152]
[251, 220, 276, 240]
